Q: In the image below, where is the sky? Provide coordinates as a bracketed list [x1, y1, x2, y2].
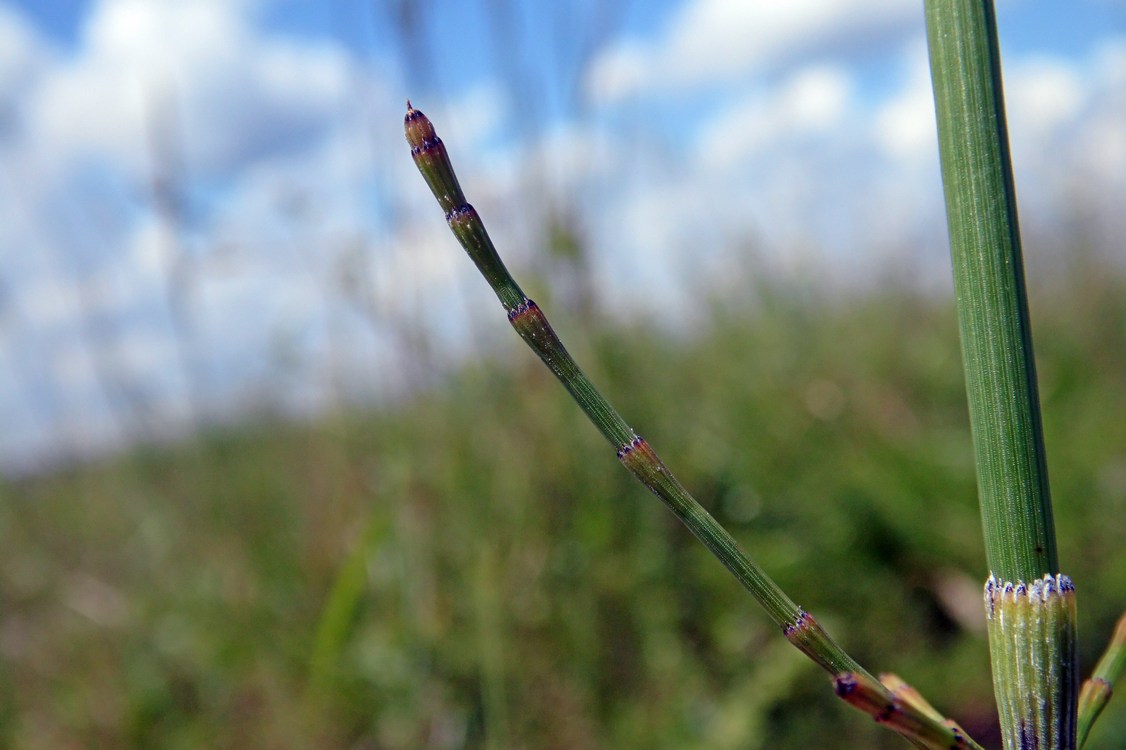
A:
[0, 0, 1123, 473]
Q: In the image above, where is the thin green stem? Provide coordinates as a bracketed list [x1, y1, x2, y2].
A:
[405, 101, 805, 637]
[1077, 612, 1126, 747]
[404, 101, 985, 750]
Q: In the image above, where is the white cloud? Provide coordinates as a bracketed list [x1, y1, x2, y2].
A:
[0, 0, 410, 470]
[1005, 56, 1085, 143]
[50, 339, 101, 395]
[872, 38, 937, 162]
[25, 0, 353, 180]
[784, 66, 854, 130]
[17, 276, 80, 330]
[0, 0, 1122, 472]
[434, 83, 507, 151]
[0, 5, 52, 108]
[697, 64, 855, 170]
[585, 40, 650, 104]
[586, 0, 915, 101]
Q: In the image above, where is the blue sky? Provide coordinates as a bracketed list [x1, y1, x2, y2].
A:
[0, 0, 1122, 472]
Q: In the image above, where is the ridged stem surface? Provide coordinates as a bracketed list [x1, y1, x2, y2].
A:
[924, 3, 1075, 746]
[924, 0, 1057, 582]
[986, 575, 1079, 749]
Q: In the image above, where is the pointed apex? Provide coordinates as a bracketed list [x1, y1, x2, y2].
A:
[403, 102, 436, 150]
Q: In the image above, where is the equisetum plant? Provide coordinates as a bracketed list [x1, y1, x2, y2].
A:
[404, 1, 1125, 747]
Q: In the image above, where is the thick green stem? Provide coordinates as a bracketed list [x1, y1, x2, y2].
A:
[924, 0, 1056, 582]
[925, 2, 1075, 748]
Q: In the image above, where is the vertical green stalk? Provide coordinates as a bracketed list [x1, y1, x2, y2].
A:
[925, 0, 1055, 582]
[924, 1, 1076, 748]
[473, 546, 511, 750]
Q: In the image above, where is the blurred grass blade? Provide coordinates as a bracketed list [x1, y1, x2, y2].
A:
[1077, 612, 1126, 747]
[474, 545, 511, 750]
[404, 101, 985, 750]
[307, 508, 391, 695]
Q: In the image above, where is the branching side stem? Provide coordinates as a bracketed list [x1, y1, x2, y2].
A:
[404, 101, 984, 750]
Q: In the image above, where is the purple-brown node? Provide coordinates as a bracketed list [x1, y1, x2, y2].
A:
[833, 672, 895, 722]
[507, 297, 557, 345]
[783, 609, 815, 637]
[447, 203, 477, 227]
[617, 437, 663, 474]
[506, 298, 572, 369]
[507, 297, 538, 322]
[404, 102, 437, 151]
[616, 435, 643, 459]
[834, 673, 860, 698]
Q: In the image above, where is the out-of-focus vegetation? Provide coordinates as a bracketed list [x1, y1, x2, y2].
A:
[1, 263, 1124, 749]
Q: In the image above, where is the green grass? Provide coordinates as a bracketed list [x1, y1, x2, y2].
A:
[2, 266, 1124, 748]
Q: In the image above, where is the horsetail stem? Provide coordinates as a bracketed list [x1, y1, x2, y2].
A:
[924, 0, 1057, 584]
[925, 3, 1076, 746]
[404, 102, 985, 750]
[405, 101, 799, 626]
[834, 672, 976, 750]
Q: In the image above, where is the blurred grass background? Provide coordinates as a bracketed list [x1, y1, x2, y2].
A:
[2, 253, 1123, 749]
[1, 3, 1122, 748]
